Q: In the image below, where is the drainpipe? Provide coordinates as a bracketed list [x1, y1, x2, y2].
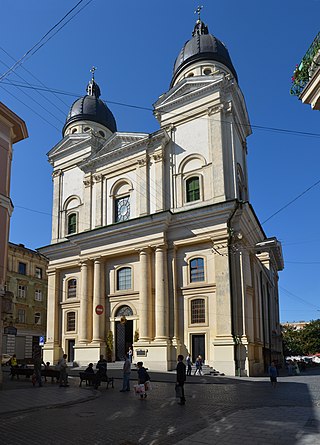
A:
[227, 200, 240, 376]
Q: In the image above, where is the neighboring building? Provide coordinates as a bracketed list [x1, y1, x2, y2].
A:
[290, 32, 320, 109]
[282, 321, 309, 331]
[0, 102, 28, 387]
[2, 242, 48, 360]
[39, 16, 283, 376]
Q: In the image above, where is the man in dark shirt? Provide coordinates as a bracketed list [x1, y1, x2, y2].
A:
[176, 354, 186, 405]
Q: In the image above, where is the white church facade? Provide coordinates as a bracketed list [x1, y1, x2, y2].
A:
[39, 16, 283, 376]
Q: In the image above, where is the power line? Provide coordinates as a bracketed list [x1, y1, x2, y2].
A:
[0, 0, 94, 82]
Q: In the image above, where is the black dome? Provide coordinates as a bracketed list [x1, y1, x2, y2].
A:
[63, 77, 117, 134]
[171, 20, 238, 87]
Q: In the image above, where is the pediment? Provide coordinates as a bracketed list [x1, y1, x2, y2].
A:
[154, 76, 224, 111]
[48, 134, 91, 159]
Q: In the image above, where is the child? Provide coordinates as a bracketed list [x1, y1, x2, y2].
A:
[136, 362, 150, 399]
[268, 361, 278, 388]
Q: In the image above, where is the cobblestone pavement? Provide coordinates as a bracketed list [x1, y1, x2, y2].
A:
[0, 368, 320, 444]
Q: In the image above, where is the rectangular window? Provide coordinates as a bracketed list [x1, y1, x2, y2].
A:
[35, 267, 42, 279]
[117, 267, 132, 290]
[35, 289, 43, 301]
[186, 177, 200, 202]
[18, 309, 26, 323]
[115, 196, 130, 222]
[67, 312, 76, 331]
[18, 262, 27, 275]
[18, 285, 26, 298]
[191, 299, 205, 324]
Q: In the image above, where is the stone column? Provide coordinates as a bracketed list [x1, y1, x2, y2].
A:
[92, 258, 102, 342]
[139, 249, 150, 341]
[155, 245, 169, 340]
[172, 246, 180, 345]
[94, 174, 103, 227]
[43, 269, 60, 363]
[153, 152, 164, 212]
[83, 175, 92, 232]
[51, 170, 62, 242]
[137, 157, 148, 216]
[79, 261, 89, 343]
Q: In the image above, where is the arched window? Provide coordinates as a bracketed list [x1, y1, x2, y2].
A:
[34, 312, 41, 325]
[116, 305, 133, 317]
[111, 180, 132, 223]
[67, 279, 77, 298]
[191, 299, 205, 324]
[67, 213, 77, 234]
[66, 312, 76, 331]
[186, 177, 200, 202]
[190, 258, 205, 282]
[117, 267, 132, 290]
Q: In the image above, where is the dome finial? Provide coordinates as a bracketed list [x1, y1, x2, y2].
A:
[86, 66, 101, 98]
[192, 6, 208, 36]
[194, 5, 203, 22]
[90, 66, 97, 80]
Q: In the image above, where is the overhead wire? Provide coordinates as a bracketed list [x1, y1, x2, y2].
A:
[0, 0, 94, 82]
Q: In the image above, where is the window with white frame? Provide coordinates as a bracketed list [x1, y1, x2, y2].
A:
[18, 309, 26, 323]
[34, 312, 41, 325]
[35, 289, 42, 301]
[186, 176, 200, 202]
[112, 181, 132, 223]
[66, 312, 76, 331]
[67, 279, 77, 298]
[35, 267, 42, 279]
[115, 196, 130, 222]
[190, 258, 205, 282]
[67, 213, 77, 234]
[191, 298, 205, 324]
[117, 267, 132, 290]
[18, 285, 26, 298]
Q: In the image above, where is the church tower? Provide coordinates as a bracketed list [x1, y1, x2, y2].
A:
[40, 13, 283, 376]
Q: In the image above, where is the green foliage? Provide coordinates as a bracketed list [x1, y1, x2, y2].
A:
[282, 319, 320, 355]
[106, 330, 113, 362]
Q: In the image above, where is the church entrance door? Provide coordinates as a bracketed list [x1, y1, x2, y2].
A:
[115, 320, 133, 361]
[192, 334, 205, 363]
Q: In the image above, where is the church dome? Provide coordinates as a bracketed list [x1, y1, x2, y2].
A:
[171, 19, 238, 87]
[63, 73, 117, 135]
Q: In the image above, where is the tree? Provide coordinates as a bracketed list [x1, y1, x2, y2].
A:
[282, 319, 320, 356]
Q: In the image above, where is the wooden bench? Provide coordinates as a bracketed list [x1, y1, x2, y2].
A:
[10, 367, 60, 381]
[79, 372, 114, 389]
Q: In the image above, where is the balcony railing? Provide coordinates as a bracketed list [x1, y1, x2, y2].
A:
[290, 31, 320, 97]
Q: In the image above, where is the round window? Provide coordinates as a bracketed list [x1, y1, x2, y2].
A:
[187, 72, 194, 77]
[203, 68, 212, 76]
[99, 131, 105, 137]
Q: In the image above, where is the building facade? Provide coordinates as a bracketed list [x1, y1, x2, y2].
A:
[39, 17, 283, 375]
[0, 102, 28, 387]
[291, 32, 320, 109]
[2, 242, 48, 360]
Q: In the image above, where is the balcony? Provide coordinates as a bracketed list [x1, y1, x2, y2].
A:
[290, 32, 320, 109]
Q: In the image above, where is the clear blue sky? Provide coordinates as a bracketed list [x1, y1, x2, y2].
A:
[1, 1, 320, 323]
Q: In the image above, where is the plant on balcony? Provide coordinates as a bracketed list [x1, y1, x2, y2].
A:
[290, 32, 320, 97]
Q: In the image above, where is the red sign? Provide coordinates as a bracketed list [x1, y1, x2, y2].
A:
[95, 304, 104, 315]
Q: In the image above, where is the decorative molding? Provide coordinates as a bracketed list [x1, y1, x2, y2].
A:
[83, 177, 92, 187]
[52, 169, 62, 179]
[207, 104, 224, 116]
[152, 152, 163, 162]
[137, 157, 147, 167]
[93, 173, 102, 183]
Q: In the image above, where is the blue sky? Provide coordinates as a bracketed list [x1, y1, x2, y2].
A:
[1, 1, 320, 322]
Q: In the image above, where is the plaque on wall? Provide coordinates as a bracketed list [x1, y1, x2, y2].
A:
[136, 349, 147, 357]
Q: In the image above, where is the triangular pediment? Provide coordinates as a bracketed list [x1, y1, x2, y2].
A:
[154, 75, 224, 111]
[48, 134, 91, 159]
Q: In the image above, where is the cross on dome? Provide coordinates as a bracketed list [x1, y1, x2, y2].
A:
[194, 5, 203, 22]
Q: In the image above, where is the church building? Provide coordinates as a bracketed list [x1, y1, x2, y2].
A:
[39, 15, 284, 376]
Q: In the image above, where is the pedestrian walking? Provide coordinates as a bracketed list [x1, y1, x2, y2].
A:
[33, 345, 44, 387]
[194, 355, 203, 376]
[128, 347, 133, 363]
[176, 354, 186, 405]
[136, 361, 150, 399]
[120, 354, 131, 392]
[268, 361, 277, 388]
[58, 354, 69, 387]
[186, 353, 192, 376]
